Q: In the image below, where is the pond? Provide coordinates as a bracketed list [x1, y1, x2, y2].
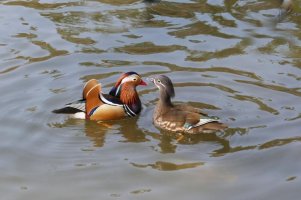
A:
[0, 0, 300, 199]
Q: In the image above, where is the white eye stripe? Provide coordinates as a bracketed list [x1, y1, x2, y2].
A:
[121, 76, 131, 84]
[155, 80, 166, 89]
[159, 82, 166, 88]
[121, 75, 139, 84]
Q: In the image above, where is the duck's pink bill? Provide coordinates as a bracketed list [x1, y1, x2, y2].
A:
[140, 80, 147, 86]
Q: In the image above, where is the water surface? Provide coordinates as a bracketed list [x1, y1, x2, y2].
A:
[0, 0, 300, 200]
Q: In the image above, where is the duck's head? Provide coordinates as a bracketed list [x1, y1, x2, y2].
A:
[150, 75, 175, 98]
[110, 71, 147, 96]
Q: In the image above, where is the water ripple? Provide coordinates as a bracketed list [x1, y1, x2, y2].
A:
[1, 0, 301, 199]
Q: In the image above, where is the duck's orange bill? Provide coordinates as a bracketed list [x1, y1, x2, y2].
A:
[140, 80, 147, 86]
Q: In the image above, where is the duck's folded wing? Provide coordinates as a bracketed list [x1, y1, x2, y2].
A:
[174, 104, 208, 115]
[83, 79, 99, 99]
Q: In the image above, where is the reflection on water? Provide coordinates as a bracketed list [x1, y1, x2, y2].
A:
[51, 114, 301, 159]
[131, 160, 204, 171]
[0, 0, 301, 200]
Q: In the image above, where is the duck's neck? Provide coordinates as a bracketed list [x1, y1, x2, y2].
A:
[154, 91, 173, 120]
[120, 83, 141, 107]
[158, 90, 173, 111]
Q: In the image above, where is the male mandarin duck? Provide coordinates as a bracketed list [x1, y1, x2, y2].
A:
[53, 71, 147, 121]
[150, 75, 227, 134]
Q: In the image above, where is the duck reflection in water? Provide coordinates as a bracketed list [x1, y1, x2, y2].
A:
[131, 160, 204, 171]
[152, 130, 231, 155]
[50, 117, 148, 148]
[51, 114, 234, 156]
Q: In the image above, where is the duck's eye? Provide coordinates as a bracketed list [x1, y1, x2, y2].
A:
[157, 79, 161, 83]
[133, 78, 137, 81]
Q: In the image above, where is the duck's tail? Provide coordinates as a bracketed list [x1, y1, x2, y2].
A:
[52, 99, 86, 114]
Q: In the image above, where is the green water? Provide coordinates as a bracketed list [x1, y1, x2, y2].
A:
[0, 0, 300, 199]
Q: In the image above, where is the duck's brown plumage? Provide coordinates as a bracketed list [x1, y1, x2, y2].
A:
[151, 75, 227, 134]
[53, 72, 147, 121]
[85, 78, 143, 121]
[120, 83, 140, 106]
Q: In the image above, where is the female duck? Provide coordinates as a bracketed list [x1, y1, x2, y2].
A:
[151, 75, 227, 134]
[53, 72, 147, 121]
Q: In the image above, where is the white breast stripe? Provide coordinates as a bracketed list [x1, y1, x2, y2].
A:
[125, 105, 137, 116]
[123, 105, 136, 117]
[123, 105, 132, 117]
[100, 94, 123, 107]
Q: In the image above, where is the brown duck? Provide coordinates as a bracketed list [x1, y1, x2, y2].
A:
[151, 75, 227, 134]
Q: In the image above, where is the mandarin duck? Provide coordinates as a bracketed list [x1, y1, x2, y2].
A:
[53, 72, 147, 121]
[150, 75, 227, 134]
